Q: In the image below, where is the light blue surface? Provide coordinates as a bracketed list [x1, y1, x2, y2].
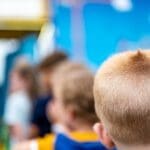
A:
[53, 0, 150, 69]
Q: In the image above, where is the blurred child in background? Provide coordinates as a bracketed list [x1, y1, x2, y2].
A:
[13, 62, 108, 150]
[4, 60, 39, 147]
[29, 51, 68, 138]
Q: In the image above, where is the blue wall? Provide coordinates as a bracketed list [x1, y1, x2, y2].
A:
[53, 0, 150, 68]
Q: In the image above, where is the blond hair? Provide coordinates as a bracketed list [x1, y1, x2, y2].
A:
[94, 50, 150, 145]
[52, 62, 98, 124]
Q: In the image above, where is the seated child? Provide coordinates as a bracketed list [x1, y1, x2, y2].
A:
[93, 50, 150, 150]
[13, 62, 108, 150]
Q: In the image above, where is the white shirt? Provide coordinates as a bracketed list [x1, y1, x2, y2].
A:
[4, 90, 32, 137]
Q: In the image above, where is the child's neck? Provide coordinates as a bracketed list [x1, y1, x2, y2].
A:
[67, 120, 93, 133]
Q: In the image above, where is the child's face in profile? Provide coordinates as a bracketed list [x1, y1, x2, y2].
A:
[49, 75, 75, 129]
[9, 71, 26, 93]
[47, 97, 64, 124]
[48, 89, 68, 126]
[38, 71, 52, 93]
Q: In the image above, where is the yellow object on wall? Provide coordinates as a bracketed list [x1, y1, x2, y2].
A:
[0, 0, 49, 31]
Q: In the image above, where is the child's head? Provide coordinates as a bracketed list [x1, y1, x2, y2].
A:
[10, 64, 39, 100]
[49, 62, 98, 130]
[94, 50, 150, 149]
[37, 51, 68, 93]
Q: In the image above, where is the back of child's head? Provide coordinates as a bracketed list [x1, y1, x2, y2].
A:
[52, 62, 98, 125]
[94, 50, 150, 146]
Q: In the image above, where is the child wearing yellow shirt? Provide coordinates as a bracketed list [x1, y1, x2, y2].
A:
[13, 62, 111, 150]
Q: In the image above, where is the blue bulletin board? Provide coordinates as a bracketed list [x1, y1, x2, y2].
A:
[52, 0, 150, 69]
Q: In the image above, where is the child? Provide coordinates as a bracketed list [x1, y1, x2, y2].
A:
[93, 50, 150, 150]
[4, 63, 38, 146]
[13, 62, 108, 150]
[30, 51, 68, 138]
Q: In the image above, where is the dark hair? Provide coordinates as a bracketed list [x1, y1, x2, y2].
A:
[14, 65, 39, 100]
[38, 51, 68, 71]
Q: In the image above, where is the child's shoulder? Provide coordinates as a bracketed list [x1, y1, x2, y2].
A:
[37, 134, 55, 150]
[37, 132, 108, 150]
[55, 132, 107, 150]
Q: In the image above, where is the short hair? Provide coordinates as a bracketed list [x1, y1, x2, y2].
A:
[38, 51, 68, 71]
[13, 64, 39, 100]
[52, 62, 98, 124]
[94, 50, 150, 145]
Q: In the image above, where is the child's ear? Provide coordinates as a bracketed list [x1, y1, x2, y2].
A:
[67, 106, 76, 121]
[93, 123, 115, 149]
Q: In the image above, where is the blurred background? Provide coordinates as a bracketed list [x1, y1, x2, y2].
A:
[0, 0, 149, 149]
